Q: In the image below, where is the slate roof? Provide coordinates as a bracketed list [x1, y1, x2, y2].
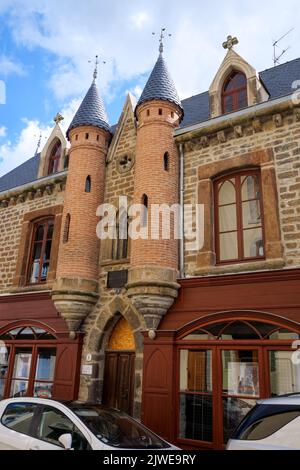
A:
[66, 80, 111, 138]
[1, 57, 300, 193]
[180, 57, 300, 129]
[137, 53, 183, 114]
[0, 154, 40, 192]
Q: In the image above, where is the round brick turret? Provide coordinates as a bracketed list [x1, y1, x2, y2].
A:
[52, 81, 111, 335]
[127, 52, 183, 332]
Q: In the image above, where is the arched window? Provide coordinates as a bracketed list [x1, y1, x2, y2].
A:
[47, 141, 61, 175]
[27, 218, 54, 284]
[214, 170, 264, 263]
[0, 324, 57, 400]
[111, 209, 128, 260]
[85, 176, 91, 193]
[178, 316, 300, 447]
[222, 71, 247, 114]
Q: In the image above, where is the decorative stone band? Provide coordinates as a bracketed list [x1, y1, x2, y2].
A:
[52, 277, 99, 337]
[126, 266, 180, 332]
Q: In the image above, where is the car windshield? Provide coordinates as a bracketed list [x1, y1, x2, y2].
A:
[71, 405, 169, 449]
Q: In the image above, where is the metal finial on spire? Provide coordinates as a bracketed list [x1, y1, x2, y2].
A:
[34, 132, 42, 155]
[222, 35, 239, 50]
[152, 28, 172, 54]
[54, 112, 64, 125]
[88, 55, 106, 81]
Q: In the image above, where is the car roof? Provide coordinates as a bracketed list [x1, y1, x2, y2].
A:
[257, 394, 300, 406]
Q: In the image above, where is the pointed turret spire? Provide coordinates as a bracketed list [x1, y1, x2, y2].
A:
[136, 31, 183, 118]
[66, 62, 111, 140]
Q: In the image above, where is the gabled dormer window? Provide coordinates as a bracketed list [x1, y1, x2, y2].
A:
[222, 71, 247, 114]
[47, 141, 61, 175]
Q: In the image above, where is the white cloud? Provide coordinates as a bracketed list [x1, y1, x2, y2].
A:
[1, 0, 297, 102]
[0, 126, 7, 138]
[130, 11, 151, 29]
[0, 54, 25, 77]
[0, 98, 80, 177]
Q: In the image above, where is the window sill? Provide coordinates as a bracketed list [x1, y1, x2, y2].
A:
[101, 258, 130, 267]
[8, 283, 53, 295]
[193, 257, 285, 276]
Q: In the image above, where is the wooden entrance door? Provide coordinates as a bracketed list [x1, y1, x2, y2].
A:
[103, 351, 135, 415]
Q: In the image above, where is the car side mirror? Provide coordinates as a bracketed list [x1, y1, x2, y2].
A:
[58, 433, 73, 450]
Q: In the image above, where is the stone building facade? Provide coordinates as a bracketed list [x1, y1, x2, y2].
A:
[0, 37, 300, 449]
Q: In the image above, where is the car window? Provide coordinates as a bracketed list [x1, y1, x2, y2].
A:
[232, 404, 300, 441]
[72, 406, 169, 449]
[1, 402, 37, 436]
[36, 406, 90, 450]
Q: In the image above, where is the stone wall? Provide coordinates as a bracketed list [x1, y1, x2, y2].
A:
[0, 186, 64, 292]
[181, 107, 300, 275]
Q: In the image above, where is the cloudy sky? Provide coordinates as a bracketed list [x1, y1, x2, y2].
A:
[0, 0, 299, 177]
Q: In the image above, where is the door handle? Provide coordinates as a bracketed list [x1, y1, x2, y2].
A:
[29, 445, 40, 450]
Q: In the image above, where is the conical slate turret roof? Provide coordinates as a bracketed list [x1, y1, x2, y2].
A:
[67, 80, 111, 139]
[136, 53, 183, 116]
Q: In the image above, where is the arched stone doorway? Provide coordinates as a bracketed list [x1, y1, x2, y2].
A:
[102, 317, 136, 415]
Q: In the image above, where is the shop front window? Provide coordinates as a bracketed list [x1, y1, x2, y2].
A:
[179, 350, 213, 443]
[0, 326, 56, 399]
[178, 318, 300, 449]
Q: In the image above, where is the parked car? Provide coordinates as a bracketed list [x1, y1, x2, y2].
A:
[227, 394, 300, 450]
[0, 398, 178, 450]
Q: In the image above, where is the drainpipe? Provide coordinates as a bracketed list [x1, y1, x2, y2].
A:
[178, 143, 185, 278]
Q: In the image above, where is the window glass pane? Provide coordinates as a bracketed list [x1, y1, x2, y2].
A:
[45, 240, 52, 260]
[37, 406, 90, 450]
[269, 351, 300, 396]
[35, 224, 44, 241]
[32, 242, 42, 260]
[47, 223, 54, 239]
[179, 394, 213, 442]
[18, 327, 35, 340]
[240, 410, 300, 441]
[41, 262, 49, 281]
[223, 397, 256, 443]
[13, 349, 32, 379]
[35, 348, 56, 381]
[182, 330, 215, 340]
[220, 322, 260, 340]
[37, 407, 73, 446]
[0, 346, 10, 400]
[269, 329, 300, 340]
[219, 204, 237, 232]
[243, 227, 264, 258]
[237, 90, 247, 108]
[10, 380, 29, 398]
[223, 95, 233, 113]
[1, 403, 37, 435]
[222, 350, 259, 397]
[242, 200, 261, 228]
[218, 179, 236, 205]
[233, 73, 247, 88]
[241, 175, 260, 201]
[180, 350, 212, 392]
[34, 382, 53, 399]
[219, 232, 238, 261]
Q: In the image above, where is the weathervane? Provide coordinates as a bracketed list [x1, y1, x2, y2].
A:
[152, 28, 171, 54]
[88, 55, 106, 81]
[222, 35, 239, 50]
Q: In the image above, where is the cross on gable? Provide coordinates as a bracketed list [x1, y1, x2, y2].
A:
[222, 35, 239, 50]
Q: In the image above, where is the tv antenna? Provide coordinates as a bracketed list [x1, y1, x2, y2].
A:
[273, 28, 294, 66]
